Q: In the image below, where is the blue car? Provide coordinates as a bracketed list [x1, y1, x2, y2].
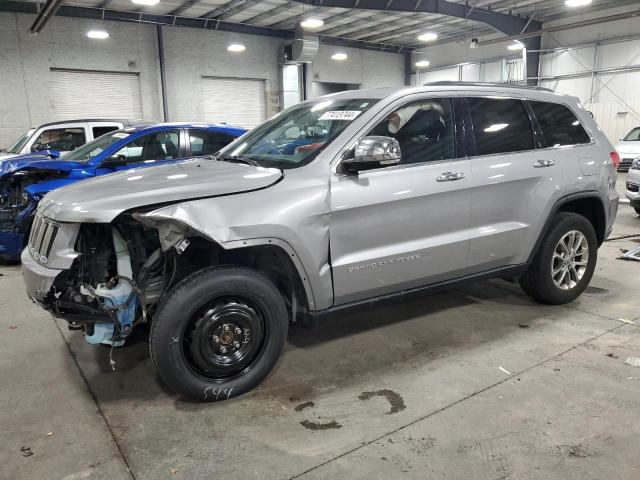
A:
[0, 122, 245, 261]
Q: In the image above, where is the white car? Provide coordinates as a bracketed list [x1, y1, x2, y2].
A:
[616, 126, 640, 172]
[0, 119, 131, 160]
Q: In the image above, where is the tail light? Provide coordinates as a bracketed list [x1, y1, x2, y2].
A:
[610, 151, 620, 169]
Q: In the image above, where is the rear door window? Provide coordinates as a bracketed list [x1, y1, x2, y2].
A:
[189, 129, 235, 156]
[468, 98, 534, 156]
[529, 101, 591, 147]
[92, 126, 120, 139]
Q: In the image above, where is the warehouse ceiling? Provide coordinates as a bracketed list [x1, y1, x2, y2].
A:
[6, 0, 640, 51]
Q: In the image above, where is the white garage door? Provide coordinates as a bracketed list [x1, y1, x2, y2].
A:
[201, 77, 266, 129]
[50, 69, 143, 120]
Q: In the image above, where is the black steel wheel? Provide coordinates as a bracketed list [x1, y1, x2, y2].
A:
[150, 266, 288, 401]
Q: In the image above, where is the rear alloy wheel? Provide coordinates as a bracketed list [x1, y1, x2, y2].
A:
[150, 266, 288, 401]
[519, 212, 597, 305]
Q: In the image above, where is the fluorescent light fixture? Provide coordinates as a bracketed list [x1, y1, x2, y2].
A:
[86, 30, 109, 39]
[131, 0, 160, 5]
[300, 17, 324, 29]
[484, 123, 509, 133]
[331, 52, 348, 61]
[417, 32, 438, 42]
[507, 41, 525, 51]
[415, 60, 430, 68]
[565, 0, 592, 6]
[227, 43, 246, 52]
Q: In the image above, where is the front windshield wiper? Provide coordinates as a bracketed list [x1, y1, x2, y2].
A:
[210, 153, 260, 166]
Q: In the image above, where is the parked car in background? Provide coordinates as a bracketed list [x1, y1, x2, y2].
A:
[0, 119, 133, 160]
[616, 126, 640, 172]
[626, 158, 640, 215]
[0, 122, 245, 260]
[20, 83, 618, 401]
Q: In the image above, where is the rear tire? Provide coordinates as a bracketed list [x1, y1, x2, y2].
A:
[150, 266, 288, 401]
[519, 212, 597, 305]
[634, 207, 640, 216]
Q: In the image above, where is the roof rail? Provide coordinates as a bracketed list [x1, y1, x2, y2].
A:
[423, 81, 554, 93]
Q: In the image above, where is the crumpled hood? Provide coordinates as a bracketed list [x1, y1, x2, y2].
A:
[616, 142, 640, 156]
[39, 159, 283, 223]
[0, 152, 84, 177]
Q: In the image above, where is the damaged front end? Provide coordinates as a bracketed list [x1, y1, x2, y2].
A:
[0, 169, 65, 260]
[26, 207, 213, 347]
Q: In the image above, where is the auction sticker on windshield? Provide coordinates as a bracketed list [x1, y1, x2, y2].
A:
[319, 111, 362, 121]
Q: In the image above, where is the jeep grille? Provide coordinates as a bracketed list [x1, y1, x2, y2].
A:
[28, 214, 60, 265]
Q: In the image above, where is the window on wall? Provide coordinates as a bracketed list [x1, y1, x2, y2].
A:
[369, 98, 455, 164]
[112, 130, 180, 165]
[468, 98, 534, 156]
[189, 130, 235, 156]
[529, 101, 591, 147]
[32, 127, 86, 152]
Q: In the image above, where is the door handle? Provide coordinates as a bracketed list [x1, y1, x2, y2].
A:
[436, 172, 465, 182]
[533, 159, 555, 168]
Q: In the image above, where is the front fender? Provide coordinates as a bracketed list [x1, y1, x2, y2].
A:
[136, 214, 320, 310]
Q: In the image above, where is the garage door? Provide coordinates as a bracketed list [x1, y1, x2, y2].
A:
[201, 77, 266, 129]
[50, 69, 143, 120]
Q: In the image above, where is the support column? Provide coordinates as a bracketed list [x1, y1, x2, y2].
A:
[404, 51, 412, 86]
[524, 36, 541, 86]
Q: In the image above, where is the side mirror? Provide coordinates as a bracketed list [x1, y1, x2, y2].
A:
[101, 154, 127, 169]
[342, 136, 402, 174]
[45, 149, 61, 159]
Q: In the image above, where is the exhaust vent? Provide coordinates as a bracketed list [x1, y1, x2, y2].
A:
[288, 25, 319, 63]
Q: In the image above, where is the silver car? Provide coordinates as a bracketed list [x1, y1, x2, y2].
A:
[21, 83, 619, 401]
[616, 126, 640, 172]
[626, 157, 640, 215]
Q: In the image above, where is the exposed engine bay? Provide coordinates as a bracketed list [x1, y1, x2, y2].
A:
[45, 211, 305, 352]
[0, 169, 64, 235]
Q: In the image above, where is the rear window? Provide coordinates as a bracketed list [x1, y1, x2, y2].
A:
[468, 98, 534, 156]
[529, 101, 591, 147]
[93, 126, 119, 138]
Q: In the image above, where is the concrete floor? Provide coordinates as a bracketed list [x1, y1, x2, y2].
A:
[2, 182, 639, 480]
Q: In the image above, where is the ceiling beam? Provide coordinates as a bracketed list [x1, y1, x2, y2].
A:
[290, 0, 541, 36]
[169, 0, 203, 16]
[0, 1, 411, 53]
[243, 4, 323, 26]
[200, 0, 251, 20]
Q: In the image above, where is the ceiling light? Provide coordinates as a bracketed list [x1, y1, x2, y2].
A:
[300, 18, 324, 29]
[415, 60, 430, 68]
[565, 0, 592, 6]
[227, 43, 246, 53]
[131, 0, 160, 5]
[86, 30, 109, 39]
[331, 52, 348, 61]
[417, 32, 438, 42]
[507, 42, 525, 51]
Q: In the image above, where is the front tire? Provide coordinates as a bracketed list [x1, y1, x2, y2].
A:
[519, 212, 597, 305]
[150, 266, 288, 401]
[634, 207, 640, 215]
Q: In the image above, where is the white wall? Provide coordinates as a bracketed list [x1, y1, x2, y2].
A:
[0, 11, 408, 148]
[406, 3, 640, 143]
[0, 12, 163, 147]
[309, 44, 405, 91]
[160, 25, 284, 121]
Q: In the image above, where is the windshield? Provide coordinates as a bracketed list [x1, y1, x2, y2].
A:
[623, 127, 640, 142]
[63, 130, 132, 162]
[220, 98, 379, 169]
[4, 129, 35, 154]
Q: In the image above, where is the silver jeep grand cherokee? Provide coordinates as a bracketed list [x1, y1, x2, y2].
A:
[22, 83, 618, 401]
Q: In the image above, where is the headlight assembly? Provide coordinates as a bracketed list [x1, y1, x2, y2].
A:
[631, 158, 640, 170]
